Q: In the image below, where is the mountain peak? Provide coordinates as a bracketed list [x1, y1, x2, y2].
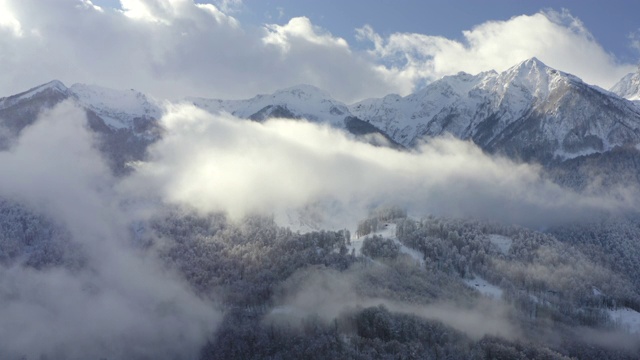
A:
[24, 80, 68, 96]
[499, 57, 582, 96]
[610, 69, 640, 101]
[0, 80, 69, 108]
[274, 84, 332, 100]
[510, 57, 551, 74]
[41, 80, 68, 92]
[523, 56, 545, 67]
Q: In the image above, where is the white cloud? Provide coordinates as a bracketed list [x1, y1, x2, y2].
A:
[0, 0, 395, 103]
[0, 102, 220, 359]
[268, 266, 522, 341]
[0, 2, 634, 104]
[123, 105, 639, 229]
[358, 9, 635, 90]
[630, 29, 640, 53]
[0, 0, 23, 36]
[263, 16, 348, 52]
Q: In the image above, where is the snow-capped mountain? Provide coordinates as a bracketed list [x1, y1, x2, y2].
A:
[189, 84, 398, 145]
[187, 57, 640, 165]
[0, 80, 71, 149]
[351, 58, 640, 163]
[611, 66, 640, 102]
[69, 83, 162, 130]
[3, 57, 640, 173]
[0, 80, 162, 133]
[189, 84, 350, 126]
[0, 80, 160, 174]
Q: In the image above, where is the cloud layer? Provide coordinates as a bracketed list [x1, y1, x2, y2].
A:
[267, 266, 522, 342]
[0, 102, 220, 359]
[124, 105, 640, 229]
[0, 1, 635, 103]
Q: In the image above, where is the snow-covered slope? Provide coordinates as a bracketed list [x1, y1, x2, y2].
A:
[0, 80, 163, 132]
[0, 80, 69, 110]
[351, 57, 640, 163]
[189, 84, 351, 126]
[69, 84, 162, 129]
[5, 58, 640, 169]
[350, 71, 495, 145]
[0, 80, 162, 174]
[0, 80, 71, 148]
[611, 67, 640, 102]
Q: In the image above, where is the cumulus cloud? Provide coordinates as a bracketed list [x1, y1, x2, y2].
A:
[263, 16, 348, 51]
[0, 102, 220, 359]
[0, 0, 23, 36]
[357, 9, 635, 90]
[0, 1, 633, 104]
[0, 0, 394, 103]
[123, 105, 639, 229]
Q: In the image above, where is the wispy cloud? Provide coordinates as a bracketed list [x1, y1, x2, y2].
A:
[0, 2, 634, 103]
[123, 105, 639, 229]
[0, 102, 220, 359]
[357, 9, 635, 90]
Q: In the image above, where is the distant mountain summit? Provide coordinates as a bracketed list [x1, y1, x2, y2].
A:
[351, 57, 640, 163]
[611, 65, 640, 102]
[189, 84, 350, 125]
[0, 80, 160, 174]
[3, 58, 640, 180]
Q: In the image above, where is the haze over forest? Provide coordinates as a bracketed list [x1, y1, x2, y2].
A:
[1, 1, 640, 359]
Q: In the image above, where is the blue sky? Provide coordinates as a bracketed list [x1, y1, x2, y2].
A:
[1, 0, 639, 102]
[236, 0, 640, 62]
[90, 0, 640, 62]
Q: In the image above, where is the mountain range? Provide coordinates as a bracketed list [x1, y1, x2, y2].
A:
[3, 58, 640, 359]
[2, 57, 640, 180]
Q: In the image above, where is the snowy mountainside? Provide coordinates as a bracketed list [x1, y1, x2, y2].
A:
[0, 80, 163, 133]
[69, 83, 162, 130]
[611, 67, 640, 102]
[4, 58, 640, 171]
[189, 84, 351, 126]
[349, 71, 495, 146]
[189, 84, 398, 145]
[0, 80, 71, 149]
[0, 80, 161, 174]
[0, 80, 69, 110]
[351, 57, 640, 163]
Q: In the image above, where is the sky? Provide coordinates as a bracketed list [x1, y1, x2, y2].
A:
[1, 0, 639, 103]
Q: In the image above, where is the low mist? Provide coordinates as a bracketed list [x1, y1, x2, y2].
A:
[125, 104, 640, 230]
[265, 266, 521, 341]
[0, 102, 220, 360]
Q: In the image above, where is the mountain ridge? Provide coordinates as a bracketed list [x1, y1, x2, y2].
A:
[3, 58, 640, 171]
[611, 66, 640, 102]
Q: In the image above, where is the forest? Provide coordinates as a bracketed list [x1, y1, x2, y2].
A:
[4, 197, 637, 359]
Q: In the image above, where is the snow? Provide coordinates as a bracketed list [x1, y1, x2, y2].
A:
[6, 56, 640, 166]
[592, 287, 603, 296]
[608, 308, 640, 334]
[610, 69, 640, 101]
[464, 275, 503, 300]
[347, 56, 599, 154]
[347, 236, 365, 256]
[488, 234, 512, 255]
[349, 71, 492, 147]
[189, 84, 350, 127]
[0, 80, 68, 109]
[348, 223, 424, 266]
[69, 83, 162, 129]
[350, 56, 640, 161]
